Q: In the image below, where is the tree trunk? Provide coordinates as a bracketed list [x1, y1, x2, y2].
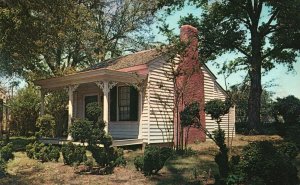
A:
[248, 59, 262, 133]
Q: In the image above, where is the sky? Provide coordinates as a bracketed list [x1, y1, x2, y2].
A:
[151, 5, 300, 99]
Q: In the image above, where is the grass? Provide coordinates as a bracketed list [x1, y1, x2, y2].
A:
[0, 134, 299, 185]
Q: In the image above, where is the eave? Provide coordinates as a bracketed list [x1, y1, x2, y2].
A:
[34, 68, 146, 89]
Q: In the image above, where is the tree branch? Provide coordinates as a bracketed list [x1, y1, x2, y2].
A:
[262, 46, 284, 59]
[260, 8, 280, 36]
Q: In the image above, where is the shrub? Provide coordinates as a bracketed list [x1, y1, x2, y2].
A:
[36, 114, 56, 138]
[69, 119, 93, 144]
[0, 159, 6, 178]
[135, 145, 173, 176]
[69, 119, 105, 145]
[0, 143, 14, 162]
[277, 142, 299, 160]
[88, 140, 126, 174]
[0, 141, 14, 178]
[238, 141, 299, 185]
[85, 102, 102, 123]
[26, 142, 60, 162]
[134, 156, 144, 171]
[61, 142, 87, 165]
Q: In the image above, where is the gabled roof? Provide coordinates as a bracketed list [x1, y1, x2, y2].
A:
[84, 49, 163, 71]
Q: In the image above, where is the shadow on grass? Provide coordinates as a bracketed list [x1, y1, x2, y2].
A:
[0, 174, 34, 185]
[151, 155, 218, 185]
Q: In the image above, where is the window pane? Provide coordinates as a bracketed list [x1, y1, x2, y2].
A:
[118, 86, 130, 120]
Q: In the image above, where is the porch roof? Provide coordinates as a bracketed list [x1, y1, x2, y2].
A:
[34, 68, 146, 89]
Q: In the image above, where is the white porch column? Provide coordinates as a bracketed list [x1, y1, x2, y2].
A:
[138, 91, 143, 139]
[67, 84, 78, 140]
[95, 81, 117, 134]
[40, 89, 45, 116]
[103, 81, 109, 133]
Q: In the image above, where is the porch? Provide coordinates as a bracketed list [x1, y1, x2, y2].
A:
[39, 137, 144, 147]
[34, 69, 147, 146]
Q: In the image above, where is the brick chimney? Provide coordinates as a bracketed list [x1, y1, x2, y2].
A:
[174, 25, 206, 145]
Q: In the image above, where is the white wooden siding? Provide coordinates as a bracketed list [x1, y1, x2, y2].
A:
[147, 58, 175, 144]
[108, 121, 139, 139]
[202, 66, 236, 137]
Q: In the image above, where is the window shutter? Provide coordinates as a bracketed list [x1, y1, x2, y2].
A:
[110, 86, 117, 121]
[130, 87, 139, 121]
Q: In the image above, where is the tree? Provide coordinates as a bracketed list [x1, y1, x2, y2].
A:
[160, 0, 300, 132]
[273, 95, 300, 124]
[0, 0, 158, 80]
[8, 86, 40, 136]
[229, 80, 274, 124]
[0, 0, 96, 80]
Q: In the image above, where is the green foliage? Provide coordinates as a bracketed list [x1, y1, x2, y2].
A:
[205, 99, 231, 122]
[134, 145, 173, 176]
[277, 142, 299, 160]
[0, 139, 12, 178]
[212, 129, 229, 182]
[45, 90, 68, 137]
[180, 102, 200, 127]
[273, 95, 300, 124]
[284, 124, 300, 147]
[237, 141, 299, 185]
[163, 0, 300, 131]
[229, 82, 274, 124]
[69, 119, 105, 145]
[36, 114, 56, 138]
[0, 143, 14, 162]
[88, 145, 126, 174]
[61, 142, 87, 166]
[134, 156, 144, 171]
[26, 142, 60, 162]
[0, 0, 158, 80]
[9, 136, 35, 152]
[69, 119, 94, 144]
[85, 102, 102, 123]
[8, 86, 40, 136]
[0, 158, 6, 178]
[86, 134, 126, 174]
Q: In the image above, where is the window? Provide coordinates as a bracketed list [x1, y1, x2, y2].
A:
[110, 86, 139, 121]
[118, 86, 130, 121]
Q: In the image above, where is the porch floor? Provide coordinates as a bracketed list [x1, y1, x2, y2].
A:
[39, 137, 144, 147]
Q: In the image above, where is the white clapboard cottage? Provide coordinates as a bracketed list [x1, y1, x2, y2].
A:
[35, 25, 235, 146]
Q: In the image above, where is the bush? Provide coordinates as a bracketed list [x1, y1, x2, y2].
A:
[0, 159, 6, 178]
[0, 141, 14, 178]
[26, 142, 60, 162]
[36, 114, 56, 138]
[88, 139, 126, 174]
[0, 143, 14, 162]
[69, 119, 94, 144]
[237, 141, 299, 185]
[134, 156, 144, 171]
[69, 119, 105, 145]
[135, 145, 173, 176]
[277, 142, 299, 159]
[273, 95, 300, 124]
[85, 102, 102, 123]
[8, 86, 40, 136]
[61, 142, 87, 165]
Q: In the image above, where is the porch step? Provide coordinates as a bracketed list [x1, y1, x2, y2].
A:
[112, 138, 144, 147]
